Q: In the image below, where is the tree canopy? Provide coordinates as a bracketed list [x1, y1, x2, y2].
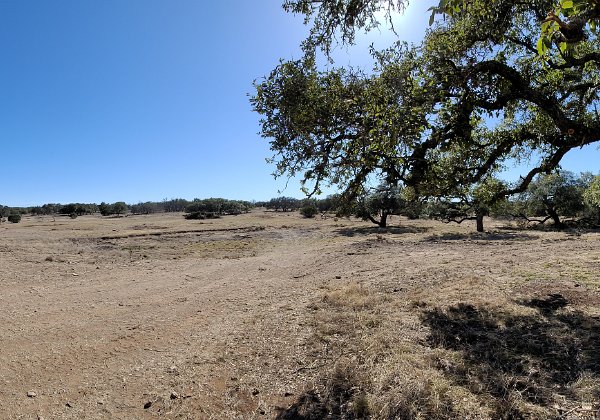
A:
[516, 171, 588, 226]
[253, 0, 600, 205]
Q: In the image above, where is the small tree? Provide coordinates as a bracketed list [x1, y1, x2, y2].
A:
[266, 196, 300, 212]
[518, 172, 585, 228]
[112, 202, 129, 216]
[99, 202, 112, 216]
[8, 213, 21, 223]
[316, 194, 341, 213]
[427, 178, 507, 232]
[584, 176, 600, 208]
[300, 204, 318, 218]
[353, 185, 404, 228]
[583, 175, 600, 225]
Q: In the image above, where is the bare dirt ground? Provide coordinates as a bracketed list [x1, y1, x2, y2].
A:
[0, 210, 599, 419]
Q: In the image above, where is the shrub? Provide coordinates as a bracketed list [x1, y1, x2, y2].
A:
[69, 213, 78, 219]
[184, 212, 221, 220]
[300, 205, 318, 218]
[8, 213, 21, 223]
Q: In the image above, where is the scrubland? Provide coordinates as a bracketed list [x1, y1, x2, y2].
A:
[0, 210, 599, 419]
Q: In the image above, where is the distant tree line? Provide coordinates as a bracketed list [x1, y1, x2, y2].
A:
[184, 198, 253, 219]
[0, 197, 258, 223]
[3, 174, 598, 229]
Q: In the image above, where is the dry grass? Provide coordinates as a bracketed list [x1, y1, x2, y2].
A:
[276, 222, 600, 419]
[1, 212, 600, 419]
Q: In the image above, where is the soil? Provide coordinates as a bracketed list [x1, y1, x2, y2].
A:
[0, 211, 599, 419]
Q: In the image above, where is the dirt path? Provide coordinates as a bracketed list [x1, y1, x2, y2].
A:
[0, 212, 362, 419]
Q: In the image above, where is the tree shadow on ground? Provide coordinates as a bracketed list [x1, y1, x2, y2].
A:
[424, 231, 539, 242]
[334, 225, 430, 237]
[496, 220, 600, 234]
[275, 369, 368, 420]
[423, 296, 600, 418]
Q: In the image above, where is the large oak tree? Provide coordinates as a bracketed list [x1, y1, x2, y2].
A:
[252, 0, 600, 208]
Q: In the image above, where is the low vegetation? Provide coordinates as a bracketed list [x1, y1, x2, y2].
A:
[3, 173, 599, 232]
[7, 213, 21, 223]
[300, 204, 318, 218]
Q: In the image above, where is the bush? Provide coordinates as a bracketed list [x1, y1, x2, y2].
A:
[300, 205, 318, 218]
[184, 212, 221, 220]
[69, 213, 78, 219]
[8, 213, 21, 223]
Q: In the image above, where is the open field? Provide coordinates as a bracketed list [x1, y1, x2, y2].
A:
[1, 210, 599, 419]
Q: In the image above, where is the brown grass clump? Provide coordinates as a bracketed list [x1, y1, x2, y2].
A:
[278, 220, 600, 419]
[321, 282, 390, 311]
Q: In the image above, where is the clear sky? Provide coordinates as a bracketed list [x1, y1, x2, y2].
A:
[1, 1, 598, 206]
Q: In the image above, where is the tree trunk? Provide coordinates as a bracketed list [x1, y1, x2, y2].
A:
[366, 212, 388, 227]
[547, 208, 564, 228]
[476, 213, 484, 232]
[379, 212, 388, 228]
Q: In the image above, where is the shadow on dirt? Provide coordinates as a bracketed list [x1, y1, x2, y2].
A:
[276, 295, 600, 418]
[424, 231, 539, 242]
[275, 369, 368, 420]
[335, 225, 430, 237]
[422, 296, 600, 417]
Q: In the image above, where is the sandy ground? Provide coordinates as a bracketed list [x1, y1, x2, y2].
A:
[0, 210, 599, 419]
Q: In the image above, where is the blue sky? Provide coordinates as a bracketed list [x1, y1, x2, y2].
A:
[1, 1, 598, 206]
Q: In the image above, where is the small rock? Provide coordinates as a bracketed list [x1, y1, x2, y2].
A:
[170, 391, 179, 400]
[167, 366, 177, 374]
[65, 402, 73, 408]
[335, 275, 342, 279]
[143, 401, 152, 409]
[252, 389, 260, 396]
[27, 391, 37, 398]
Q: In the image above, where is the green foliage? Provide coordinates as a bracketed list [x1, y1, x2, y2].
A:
[315, 194, 342, 213]
[162, 198, 189, 212]
[300, 204, 319, 218]
[282, 0, 407, 55]
[184, 211, 221, 220]
[255, 0, 600, 208]
[418, 177, 507, 231]
[581, 174, 600, 224]
[519, 172, 586, 221]
[352, 184, 407, 227]
[265, 197, 301, 212]
[584, 175, 600, 208]
[183, 198, 252, 220]
[112, 202, 128, 215]
[99, 202, 111, 216]
[7, 213, 21, 223]
[99, 201, 129, 216]
[130, 201, 162, 214]
[59, 203, 98, 216]
[185, 198, 252, 215]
